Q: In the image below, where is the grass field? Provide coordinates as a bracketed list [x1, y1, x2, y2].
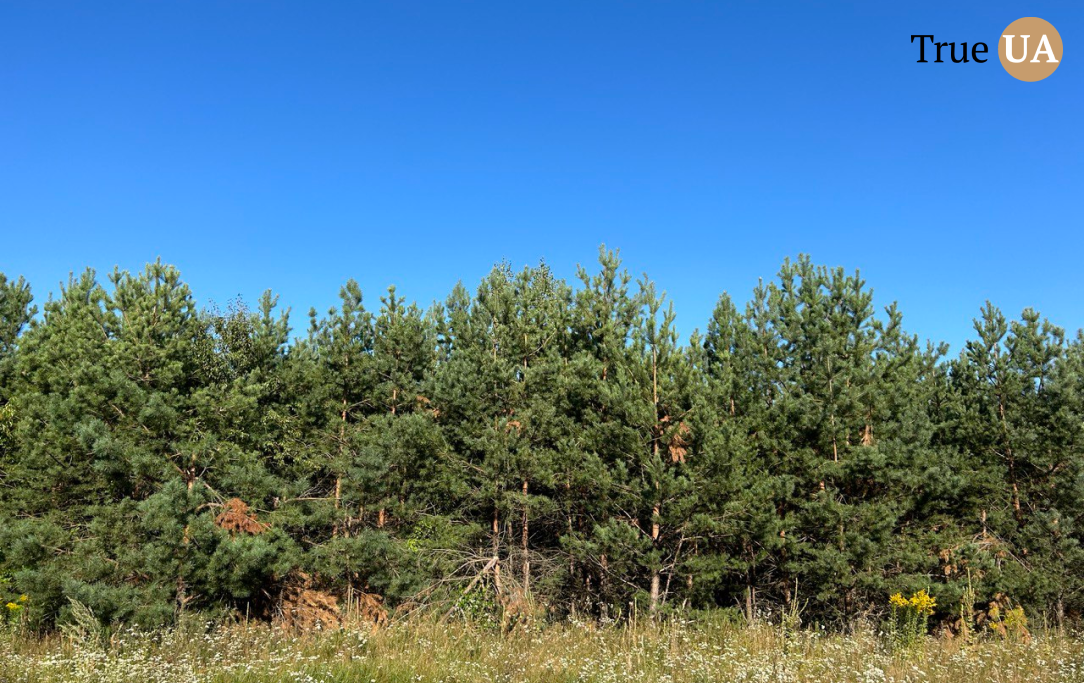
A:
[4, 616, 1083, 683]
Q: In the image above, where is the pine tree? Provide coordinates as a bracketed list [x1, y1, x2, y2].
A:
[688, 291, 781, 619]
[0, 272, 34, 472]
[947, 305, 1084, 621]
[559, 248, 640, 612]
[570, 268, 694, 614]
[431, 262, 571, 600]
[751, 257, 933, 615]
[307, 280, 376, 528]
[2, 252, 1083, 629]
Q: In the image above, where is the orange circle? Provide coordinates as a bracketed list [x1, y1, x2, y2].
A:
[999, 17, 1063, 82]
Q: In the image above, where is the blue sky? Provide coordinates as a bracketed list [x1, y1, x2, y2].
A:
[2, 1, 1081, 352]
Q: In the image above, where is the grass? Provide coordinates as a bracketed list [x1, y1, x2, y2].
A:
[3, 615, 1084, 683]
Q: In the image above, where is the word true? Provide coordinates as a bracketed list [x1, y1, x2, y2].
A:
[910, 35, 988, 63]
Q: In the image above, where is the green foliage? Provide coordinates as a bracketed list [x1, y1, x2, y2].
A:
[1, 249, 1083, 631]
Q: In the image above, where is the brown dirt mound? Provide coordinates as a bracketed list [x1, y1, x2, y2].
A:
[279, 588, 341, 631]
[278, 574, 341, 631]
[348, 590, 388, 630]
[276, 574, 389, 632]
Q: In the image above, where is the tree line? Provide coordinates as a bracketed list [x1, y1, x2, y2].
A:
[1, 249, 1082, 629]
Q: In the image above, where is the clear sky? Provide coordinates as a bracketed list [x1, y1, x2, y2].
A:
[2, 1, 1081, 352]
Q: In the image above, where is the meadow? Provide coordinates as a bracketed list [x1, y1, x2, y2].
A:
[4, 616, 1083, 683]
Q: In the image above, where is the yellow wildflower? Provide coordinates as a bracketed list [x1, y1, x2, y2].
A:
[908, 589, 937, 616]
[18, 594, 28, 602]
[5, 602, 20, 611]
[889, 593, 909, 609]
[1004, 606, 1027, 629]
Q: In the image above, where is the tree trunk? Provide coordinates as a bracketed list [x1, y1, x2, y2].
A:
[521, 479, 530, 593]
[335, 396, 347, 511]
[998, 388, 1023, 524]
[649, 568, 661, 614]
[745, 581, 754, 623]
[648, 344, 662, 614]
[649, 501, 661, 613]
[491, 505, 503, 594]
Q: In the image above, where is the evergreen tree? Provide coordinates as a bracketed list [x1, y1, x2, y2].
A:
[559, 248, 641, 612]
[431, 262, 570, 599]
[946, 306, 1084, 622]
[1, 252, 1082, 629]
[688, 291, 782, 618]
[0, 272, 34, 475]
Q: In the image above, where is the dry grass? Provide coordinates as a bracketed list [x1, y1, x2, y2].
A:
[3, 616, 1083, 683]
